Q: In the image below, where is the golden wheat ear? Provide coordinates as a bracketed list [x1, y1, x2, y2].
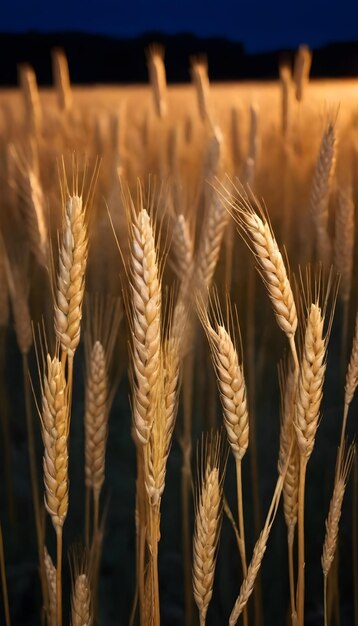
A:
[53, 157, 100, 360]
[83, 294, 122, 536]
[69, 546, 93, 626]
[146, 44, 167, 119]
[345, 312, 358, 407]
[219, 182, 298, 341]
[193, 431, 227, 626]
[322, 442, 355, 579]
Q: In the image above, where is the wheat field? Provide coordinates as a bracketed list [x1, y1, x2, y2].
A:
[0, 48, 357, 626]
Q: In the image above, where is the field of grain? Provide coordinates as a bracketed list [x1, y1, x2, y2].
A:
[0, 49, 357, 626]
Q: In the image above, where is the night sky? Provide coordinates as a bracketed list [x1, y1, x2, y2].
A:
[2, 0, 358, 52]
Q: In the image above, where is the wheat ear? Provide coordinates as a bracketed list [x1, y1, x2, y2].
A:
[52, 48, 72, 112]
[322, 444, 355, 626]
[44, 547, 57, 626]
[199, 298, 249, 626]
[224, 189, 298, 340]
[229, 525, 270, 626]
[147, 44, 167, 119]
[344, 312, 358, 407]
[310, 120, 336, 266]
[172, 213, 194, 278]
[293, 45, 312, 102]
[71, 574, 92, 626]
[41, 353, 68, 626]
[334, 184, 354, 304]
[54, 194, 88, 358]
[193, 433, 225, 626]
[129, 207, 161, 445]
[295, 299, 330, 626]
[191, 57, 211, 124]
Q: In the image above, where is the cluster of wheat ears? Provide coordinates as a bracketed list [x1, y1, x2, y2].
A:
[0, 45, 357, 626]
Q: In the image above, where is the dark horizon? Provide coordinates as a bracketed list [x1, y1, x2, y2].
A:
[2, 0, 358, 53]
[1, 31, 358, 86]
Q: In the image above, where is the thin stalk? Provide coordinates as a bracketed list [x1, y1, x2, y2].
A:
[296, 456, 307, 626]
[236, 458, 248, 626]
[246, 262, 262, 626]
[0, 524, 11, 626]
[287, 528, 296, 625]
[150, 507, 160, 626]
[0, 330, 15, 526]
[182, 350, 194, 626]
[324, 575, 328, 626]
[56, 527, 63, 626]
[22, 354, 47, 608]
[93, 490, 100, 540]
[353, 455, 358, 626]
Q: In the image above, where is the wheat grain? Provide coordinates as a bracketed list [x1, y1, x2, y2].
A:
[44, 547, 57, 626]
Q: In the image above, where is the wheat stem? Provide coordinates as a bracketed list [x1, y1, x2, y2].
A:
[296, 456, 307, 626]
[236, 458, 248, 626]
[0, 524, 11, 626]
[56, 527, 62, 626]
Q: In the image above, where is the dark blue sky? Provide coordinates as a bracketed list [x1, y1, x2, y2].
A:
[2, 0, 358, 52]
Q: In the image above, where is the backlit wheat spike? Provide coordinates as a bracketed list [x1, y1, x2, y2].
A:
[230, 105, 242, 173]
[52, 48, 72, 112]
[294, 303, 326, 460]
[44, 547, 57, 626]
[279, 62, 291, 138]
[196, 194, 231, 290]
[172, 213, 193, 278]
[203, 316, 249, 461]
[71, 574, 92, 626]
[191, 57, 211, 124]
[205, 125, 224, 180]
[193, 433, 224, 626]
[345, 312, 358, 406]
[322, 443, 355, 578]
[41, 354, 69, 530]
[334, 184, 354, 303]
[310, 120, 336, 266]
[293, 45, 312, 102]
[278, 362, 299, 534]
[145, 336, 181, 507]
[18, 63, 42, 133]
[14, 149, 48, 266]
[130, 207, 161, 444]
[229, 525, 270, 626]
[147, 44, 167, 119]
[54, 195, 88, 357]
[84, 340, 108, 496]
[226, 191, 297, 338]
